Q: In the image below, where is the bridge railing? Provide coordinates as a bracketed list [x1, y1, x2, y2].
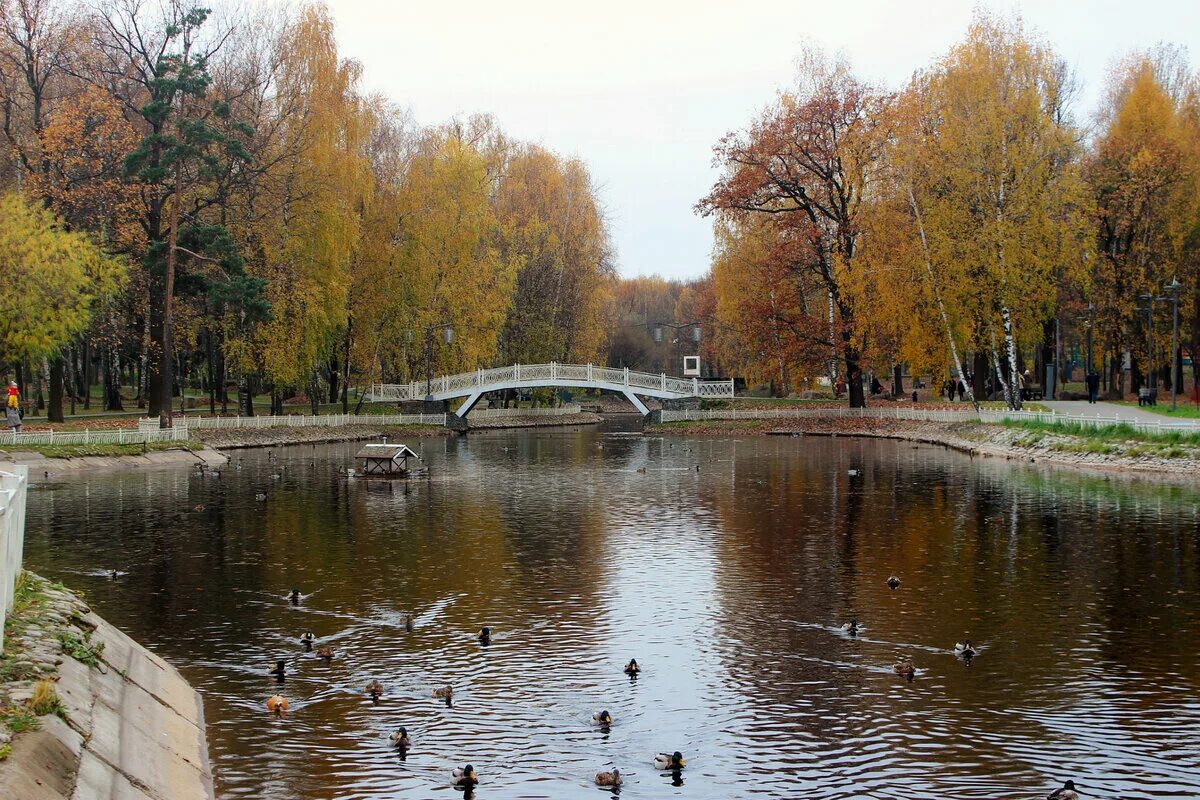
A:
[368, 363, 734, 400]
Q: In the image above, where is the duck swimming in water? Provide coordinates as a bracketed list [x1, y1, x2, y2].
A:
[266, 695, 289, 714]
[316, 646, 334, 662]
[289, 588, 301, 604]
[452, 765, 478, 787]
[269, 660, 287, 681]
[893, 659, 916, 681]
[404, 614, 413, 632]
[390, 727, 411, 749]
[432, 686, 453, 700]
[365, 680, 384, 701]
[1047, 780, 1079, 800]
[595, 768, 622, 786]
[841, 619, 860, 636]
[655, 751, 685, 770]
[478, 627, 491, 645]
[300, 631, 315, 651]
[955, 640, 978, 660]
[593, 710, 613, 725]
[624, 658, 640, 676]
[887, 576, 901, 590]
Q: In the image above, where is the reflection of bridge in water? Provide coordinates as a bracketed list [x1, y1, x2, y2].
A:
[368, 362, 734, 417]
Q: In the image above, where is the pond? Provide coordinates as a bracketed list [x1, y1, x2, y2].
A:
[23, 425, 1200, 799]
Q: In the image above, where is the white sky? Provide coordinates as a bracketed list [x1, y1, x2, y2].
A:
[326, 0, 1200, 280]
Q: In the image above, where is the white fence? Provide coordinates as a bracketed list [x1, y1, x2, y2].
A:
[0, 465, 29, 654]
[369, 362, 735, 401]
[659, 407, 980, 423]
[141, 412, 447, 431]
[658, 404, 1200, 436]
[0, 425, 189, 447]
[468, 404, 582, 419]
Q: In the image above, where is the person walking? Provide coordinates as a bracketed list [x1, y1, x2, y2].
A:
[6, 380, 21, 432]
[1086, 370, 1100, 404]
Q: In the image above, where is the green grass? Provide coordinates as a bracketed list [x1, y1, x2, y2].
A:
[14, 440, 199, 459]
[0, 705, 38, 733]
[58, 631, 104, 669]
[1000, 417, 1200, 447]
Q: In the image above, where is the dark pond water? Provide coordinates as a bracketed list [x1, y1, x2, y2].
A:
[22, 424, 1200, 799]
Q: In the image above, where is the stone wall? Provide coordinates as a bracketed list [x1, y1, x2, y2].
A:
[0, 574, 214, 800]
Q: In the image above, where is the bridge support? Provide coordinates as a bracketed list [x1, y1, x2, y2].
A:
[622, 390, 650, 416]
[455, 391, 484, 418]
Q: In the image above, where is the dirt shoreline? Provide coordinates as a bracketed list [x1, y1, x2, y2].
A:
[648, 417, 1200, 482]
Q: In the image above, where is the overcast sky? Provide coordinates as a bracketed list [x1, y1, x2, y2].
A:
[325, 0, 1199, 281]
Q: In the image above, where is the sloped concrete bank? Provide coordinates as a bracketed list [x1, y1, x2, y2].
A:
[0, 573, 213, 800]
[9, 447, 227, 483]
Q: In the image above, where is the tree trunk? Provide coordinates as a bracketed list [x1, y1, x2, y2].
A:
[972, 351, 988, 400]
[342, 316, 352, 414]
[328, 358, 339, 405]
[158, 169, 182, 428]
[104, 346, 123, 411]
[48, 356, 64, 422]
[1001, 306, 1022, 410]
[892, 364, 903, 396]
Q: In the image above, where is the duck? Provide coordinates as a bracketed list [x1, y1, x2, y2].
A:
[432, 686, 454, 700]
[624, 658, 640, 676]
[887, 576, 901, 590]
[593, 710, 613, 725]
[1047, 780, 1079, 800]
[300, 631, 315, 651]
[954, 640, 978, 659]
[655, 751, 686, 770]
[365, 680, 384, 701]
[289, 588, 301, 604]
[636, 467, 646, 474]
[389, 727, 411, 749]
[266, 695, 289, 714]
[316, 646, 334, 662]
[192, 504, 205, 512]
[595, 768, 622, 786]
[255, 492, 267, 501]
[841, 619, 860, 636]
[269, 659, 287, 680]
[893, 659, 916, 680]
[404, 614, 414, 632]
[452, 765, 478, 787]
[478, 626, 491, 645]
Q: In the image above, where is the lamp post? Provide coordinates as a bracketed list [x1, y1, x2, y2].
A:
[421, 322, 455, 400]
[1165, 278, 1182, 409]
[652, 321, 703, 374]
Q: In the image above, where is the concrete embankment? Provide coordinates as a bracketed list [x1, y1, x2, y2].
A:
[194, 422, 451, 450]
[0, 573, 213, 800]
[466, 411, 601, 429]
[650, 416, 1200, 481]
[9, 447, 227, 483]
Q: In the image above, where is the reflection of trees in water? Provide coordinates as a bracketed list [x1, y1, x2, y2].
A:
[698, 437, 1200, 747]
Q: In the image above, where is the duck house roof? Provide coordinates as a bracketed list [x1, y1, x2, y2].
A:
[354, 443, 420, 460]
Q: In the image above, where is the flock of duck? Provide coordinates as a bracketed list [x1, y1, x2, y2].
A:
[255, 575, 1083, 798]
[850, 576, 1078, 800]
[262, 595, 677, 792]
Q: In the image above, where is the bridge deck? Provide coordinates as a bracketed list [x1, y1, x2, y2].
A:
[368, 362, 733, 417]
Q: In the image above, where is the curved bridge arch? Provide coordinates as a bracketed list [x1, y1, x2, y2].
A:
[368, 362, 734, 417]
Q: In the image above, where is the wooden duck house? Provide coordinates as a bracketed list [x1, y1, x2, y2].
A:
[354, 442, 420, 477]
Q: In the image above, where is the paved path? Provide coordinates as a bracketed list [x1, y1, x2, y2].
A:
[1040, 400, 1200, 426]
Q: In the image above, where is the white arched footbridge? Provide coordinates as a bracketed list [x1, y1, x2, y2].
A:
[368, 362, 734, 417]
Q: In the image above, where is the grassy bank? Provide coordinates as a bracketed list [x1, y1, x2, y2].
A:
[4, 440, 200, 459]
[999, 417, 1200, 447]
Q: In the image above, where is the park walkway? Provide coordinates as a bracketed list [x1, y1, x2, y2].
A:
[1040, 400, 1200, 427]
